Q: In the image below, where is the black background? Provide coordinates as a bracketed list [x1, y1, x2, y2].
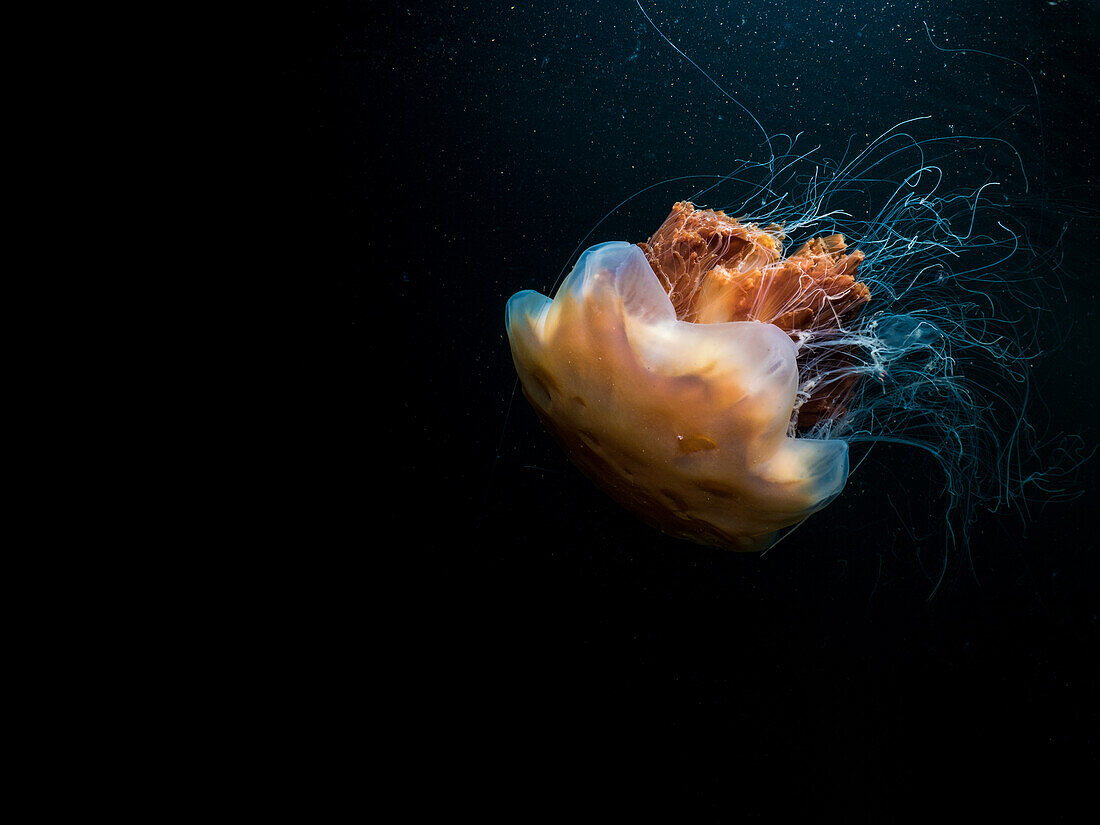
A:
[277, 1, 1098, 817]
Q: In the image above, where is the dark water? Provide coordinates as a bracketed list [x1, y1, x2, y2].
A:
[284, 0, 1098, 816]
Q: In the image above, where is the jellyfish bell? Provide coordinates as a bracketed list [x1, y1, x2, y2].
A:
[505, 202, 872, 551]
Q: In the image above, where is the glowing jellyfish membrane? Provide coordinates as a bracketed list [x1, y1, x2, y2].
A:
[507, 203, 873, 550]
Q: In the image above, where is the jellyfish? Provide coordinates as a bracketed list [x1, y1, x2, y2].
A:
[506, 202, 871, 551]
[503, 9, 1080, 560]
[505, 156, 1074, 557]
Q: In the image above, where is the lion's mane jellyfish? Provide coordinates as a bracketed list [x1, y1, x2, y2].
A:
[501, 5, 1084, 564]
[506, 202, 874, 551]
[506, 164, 1075, 557]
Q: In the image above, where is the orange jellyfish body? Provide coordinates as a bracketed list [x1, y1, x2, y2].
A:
[505, 203, 871, 551]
